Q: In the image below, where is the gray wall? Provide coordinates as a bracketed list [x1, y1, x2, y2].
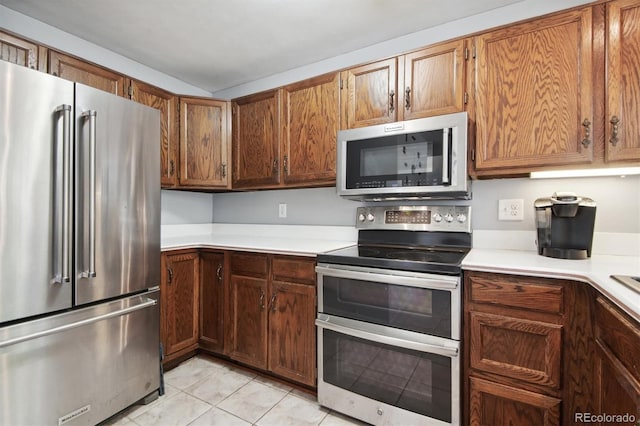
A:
[209, 175, 640, 234]
[161, 190, 214, 225]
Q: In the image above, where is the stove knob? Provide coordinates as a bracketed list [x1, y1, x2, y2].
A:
[358, 213, 366, 222]
[433, 213, 442, 223]
[444, 213, 454, 223]
[457, 213, 467, 223]
[367, 213, 375, 222]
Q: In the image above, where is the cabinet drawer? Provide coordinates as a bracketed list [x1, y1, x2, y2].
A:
[470, 311, 562, 390]
[229, 252, 268, 278]
[271, 256, 316, 285]
[469, 377, 561, 426]
[467, 272, 564, 314]
[595, 296, 640, 383]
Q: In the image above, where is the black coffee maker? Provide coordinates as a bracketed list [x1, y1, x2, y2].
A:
[534, 192, 596, 259]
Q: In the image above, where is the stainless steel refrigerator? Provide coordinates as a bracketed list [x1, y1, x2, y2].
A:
[0, 60, 161, 425]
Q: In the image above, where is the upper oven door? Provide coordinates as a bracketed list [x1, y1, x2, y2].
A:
[336, 112, 468, 200]
[316, 263, 461, 340]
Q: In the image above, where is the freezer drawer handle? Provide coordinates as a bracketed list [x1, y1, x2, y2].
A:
[0, 298, 157, 349]
[55, 104, 73, 284]
[81, 110, 97, 278]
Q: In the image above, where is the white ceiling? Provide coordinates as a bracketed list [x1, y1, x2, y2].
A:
[0, 0, 526, 93]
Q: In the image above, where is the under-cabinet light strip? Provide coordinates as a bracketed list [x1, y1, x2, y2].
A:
[530, 167, 640, 179]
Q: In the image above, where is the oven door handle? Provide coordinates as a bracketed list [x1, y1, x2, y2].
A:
[316, 314, 459, 358]
[315, 265, 459, 290]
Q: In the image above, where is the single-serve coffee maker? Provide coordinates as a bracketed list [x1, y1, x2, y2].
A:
[534, 192, 596, 259]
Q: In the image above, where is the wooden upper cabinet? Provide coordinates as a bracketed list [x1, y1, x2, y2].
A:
[232, 90, 281, 189]
[129, 80, 179, 188]
[341, 58, 397, 129]
[473, 7, 594, 172]
[281, 72, 340, 186]
[179, 97, 230, 188]
[48, 50, 126, 96]
[606, 0, 640, 162]
[0, 30, 47, 71]
[400, 39, 466, 121]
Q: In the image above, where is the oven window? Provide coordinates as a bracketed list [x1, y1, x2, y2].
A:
[345, 129, 452, 189]
[322, 329, 452, 423]
[322, 275, 452, 338]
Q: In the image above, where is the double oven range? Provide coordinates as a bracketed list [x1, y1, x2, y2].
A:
[316, 205, 471, 425]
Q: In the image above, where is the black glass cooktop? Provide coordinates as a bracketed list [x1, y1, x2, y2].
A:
[317, 244, 469, 275]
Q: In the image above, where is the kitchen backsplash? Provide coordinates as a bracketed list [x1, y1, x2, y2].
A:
[162, 174, 640, 234]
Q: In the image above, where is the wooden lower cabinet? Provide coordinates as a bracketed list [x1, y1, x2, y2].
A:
[227, 252, 316, 386]
[469, 377, 561, 426]
[161, 250, 199, 363]
[593, 296, 640, 423]
[199, 250, 225, 353]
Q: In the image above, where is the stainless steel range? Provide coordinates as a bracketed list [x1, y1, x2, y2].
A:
[315, 205, 471, 426]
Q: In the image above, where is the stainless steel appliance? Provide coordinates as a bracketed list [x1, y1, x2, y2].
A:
[0, 60, 161, 425]
[336, 112, 469, 201]
[534, 192, 596, 259]
[316, 205, 471, 425]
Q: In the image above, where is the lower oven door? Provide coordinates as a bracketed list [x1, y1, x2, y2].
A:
[316, 314, 460, 426]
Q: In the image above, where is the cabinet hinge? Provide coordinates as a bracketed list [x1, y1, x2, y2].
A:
[464, 92, 468, 104]
[128, 85, 133, 98]
[340, 79, 344, 90]
[473, 47, 477, 59]
[465, 48, 469, 61]
[471, 149, 476, 162]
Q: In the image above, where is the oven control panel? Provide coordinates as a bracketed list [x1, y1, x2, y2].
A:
[356, 205, 471, 232]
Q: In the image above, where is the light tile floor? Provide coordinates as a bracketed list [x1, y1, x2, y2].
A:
[103, 355, 367, 426]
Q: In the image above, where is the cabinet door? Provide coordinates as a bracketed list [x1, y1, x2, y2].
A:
[474, 8, 593, 172]
[228, 275, 268, 370]
[232, 90, 281, 188]
[48, 50, 126, 96]
[281, 73, 340, 186]
[130, 80, 179, 188]
[594, 341, 640, 423]
[341, 58, 397, 129]
[0, 30, 47, 71]
[179, 97, 230, 188]
[199, 251, 225, 353]
[161, 251, 199, 358]
[606, 0, 640, 162]
[228, 253, 269, 369]
[268, 256, 317, 386]
[469, 377, 561, 426]
[400, 40, 466, 121]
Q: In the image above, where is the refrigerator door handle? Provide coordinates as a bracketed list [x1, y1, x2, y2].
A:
[55, 104, 73, 284]
[81, 110, 97, 278]
[0, 297, 156, 349]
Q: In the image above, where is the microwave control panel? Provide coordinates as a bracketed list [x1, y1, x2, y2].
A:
[356, 205, 471, 233]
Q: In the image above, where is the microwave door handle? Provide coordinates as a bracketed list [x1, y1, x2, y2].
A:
[442, 128, 449, 184]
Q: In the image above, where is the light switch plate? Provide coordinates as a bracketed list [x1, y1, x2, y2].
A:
[498, 199, 524, 221]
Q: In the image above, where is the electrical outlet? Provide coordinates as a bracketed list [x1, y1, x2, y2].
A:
[278, 203, 287, 218]
[498, 199, 524, 221]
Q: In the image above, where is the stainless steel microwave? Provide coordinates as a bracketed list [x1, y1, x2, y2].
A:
[337, 112, 470, 200]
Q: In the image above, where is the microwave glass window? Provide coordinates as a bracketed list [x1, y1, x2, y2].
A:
[345, 129, 452, 189]
[361, 142, 433, 177]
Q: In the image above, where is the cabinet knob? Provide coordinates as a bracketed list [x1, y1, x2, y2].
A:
[269, 293, 277, 312]
[216, 264, 223, 281]
[610, 115, 620, 146]
[221, 162, 227, 178]
[272, 159, 279, 175]
[259, 289, 265, 309]
[169, 160, 175, 176]
[167, 266, 174, 284]
[283, 155, 288, 174]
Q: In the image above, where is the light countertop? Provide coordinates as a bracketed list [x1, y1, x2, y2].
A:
[161, 223, 357, 257]
[162, 224, 639, 322]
